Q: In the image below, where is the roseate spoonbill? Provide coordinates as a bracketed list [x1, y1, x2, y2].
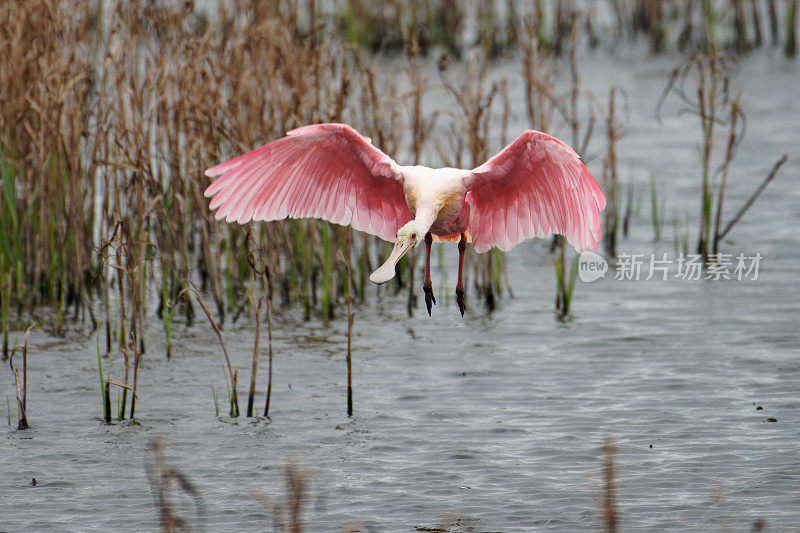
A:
[204, 123, 605, 316]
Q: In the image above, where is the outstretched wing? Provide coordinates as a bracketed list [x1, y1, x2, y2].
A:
[464, 130, 606, 253]
[204, 123, 412, 242]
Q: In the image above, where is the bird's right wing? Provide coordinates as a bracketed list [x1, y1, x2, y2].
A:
[463, 130, 606, 253]
[204, 123, 412, 242]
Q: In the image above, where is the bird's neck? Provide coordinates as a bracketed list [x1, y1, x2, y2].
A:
[411, 205, 437, 236]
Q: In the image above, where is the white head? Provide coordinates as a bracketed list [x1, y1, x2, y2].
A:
[369, 222, 424, 284]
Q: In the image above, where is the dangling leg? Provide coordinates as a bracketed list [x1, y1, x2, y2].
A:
[456, 232, 466, 316]
[423, 232, 436, 316]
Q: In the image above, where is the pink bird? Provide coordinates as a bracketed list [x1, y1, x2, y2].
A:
[204, 123, 605, 316]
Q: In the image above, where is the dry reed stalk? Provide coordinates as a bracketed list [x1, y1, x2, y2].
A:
[602, 438, 619, 533]
[258, 462, 309, 533]
[247, 296, 262, 418]
[92, 222, 145, 419]
[130, 346, 141, 420]
[566, 15, 597, 159]
[439, 49, 504, 310]
[679, 0, 696, 52]
[104, 381, 111, 424]
[717, 154, 788, 243]
[104, 379, 137, 423]
[554, 13, 597, 318]
[243, 230, 274, 419]
[116, 242, 130, 419]
[264, 296, 274, 419]
[337, 249, 355, 417]
[697, 54, 723, 258]
[712, 95, 742, 255]
[656, 54, 784, 261]
[178, 285, 239, 418]
[286, 461, 306, 533]
[521, 17, 558, 141]
[146, 436, 204, 533]
[602, 87, 626, 256]
[751, 0, 764, 47]
[732, 0, 750, 52]
[768, 0, 780, 46]
[9, 325, 33, 430]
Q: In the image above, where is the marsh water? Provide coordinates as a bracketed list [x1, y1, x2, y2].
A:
[2, 51, 799, 531]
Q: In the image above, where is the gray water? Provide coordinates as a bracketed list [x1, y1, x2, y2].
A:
[2, 51, 799, 531]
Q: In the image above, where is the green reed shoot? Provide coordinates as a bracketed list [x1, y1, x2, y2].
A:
[554, 243, 580, 319]
[212, 386, 219, 417]
[490, 248, 504, 298]
[786, 0, 798, 58]
[673, 212, 690, 257]
[650, 172, 665, 242]
[702, 0, 719, 52]
[0, 153, 19, 358]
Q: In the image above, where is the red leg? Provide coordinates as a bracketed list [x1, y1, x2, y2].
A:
[423, 232, 435, 316]
[456, 232, 466, 316]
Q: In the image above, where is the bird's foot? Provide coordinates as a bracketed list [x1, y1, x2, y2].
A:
[455, 286, 465, 317]
[423, 281, 436, 316]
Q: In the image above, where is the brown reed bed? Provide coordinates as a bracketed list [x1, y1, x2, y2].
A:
[0, 0, 467, 345]
[335, 1, 799, 58]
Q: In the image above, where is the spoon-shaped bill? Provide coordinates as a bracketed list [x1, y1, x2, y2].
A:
[369, 238, 414, 284]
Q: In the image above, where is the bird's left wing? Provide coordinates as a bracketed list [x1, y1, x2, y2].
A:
[463, 130, 606, 253]
[204, 123, 412, 242]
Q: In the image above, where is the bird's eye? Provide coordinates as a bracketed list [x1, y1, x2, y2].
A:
[411, 233, 417, 240]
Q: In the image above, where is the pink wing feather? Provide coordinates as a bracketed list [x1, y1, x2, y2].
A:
[204, 123, 411, 242]
[465, 130, 606, 253]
